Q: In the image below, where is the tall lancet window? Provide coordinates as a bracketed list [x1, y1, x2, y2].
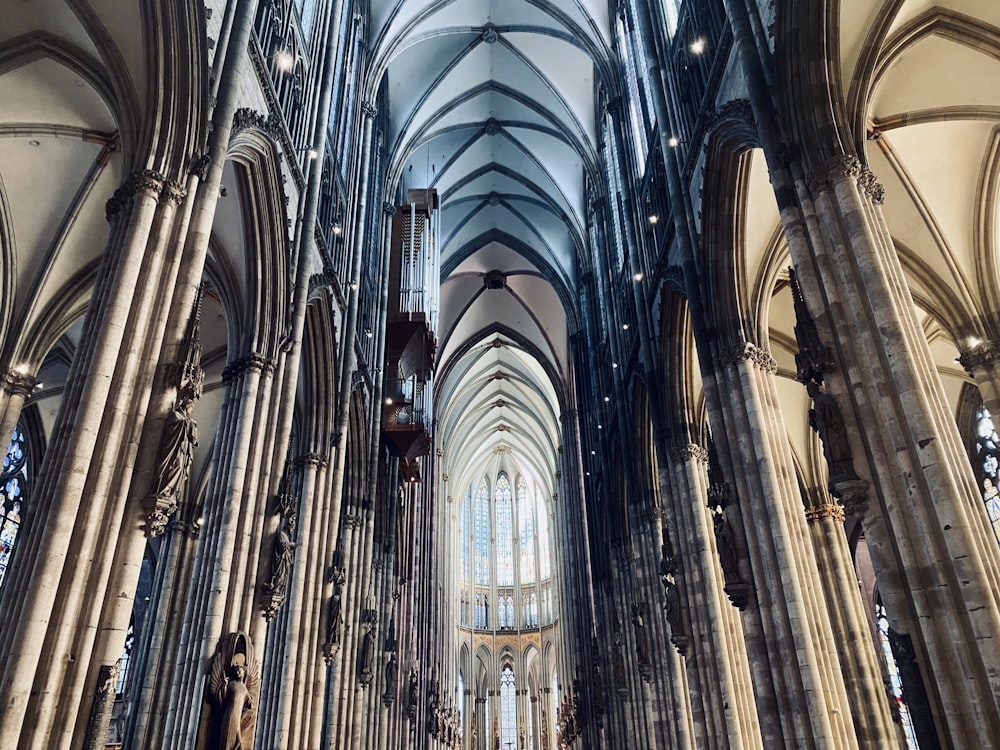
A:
[538, 487, 551, 581]
[1, 423, 30, 588]
[500, 666, 516, 749]
[461, 488, 471, 584]
[495, 472, 514, 586]
[517, 476, 536, 584]
[974, 404, 1000, 543]
[475, 478, 490, 586]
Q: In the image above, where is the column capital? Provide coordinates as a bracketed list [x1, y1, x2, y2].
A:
[670, 443, 708, 464]
[295, 451, 329, 468]
[804, 503, 846, 524]
[221, 352, 276, 383]
[719, 342, 777, 373]
[959, 339, 1000, 373]
[1, 367, 37, 396]
[362, 102, 378, 119]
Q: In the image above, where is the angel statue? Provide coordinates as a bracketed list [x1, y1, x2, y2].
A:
[206, 632, 260, 750]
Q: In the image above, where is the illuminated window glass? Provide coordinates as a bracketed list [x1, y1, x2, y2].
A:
[500, 666, 516, 748]
[461, 488, 471, 584]
[518, 476, 536, 584]
[475, 478, 490, 586]
[876, 603, 919, 749]
[1, 423, 30, 588]
[537, 488, 551, 581]
[495, 473, 514, 586]
[974, 404, 1000, 544]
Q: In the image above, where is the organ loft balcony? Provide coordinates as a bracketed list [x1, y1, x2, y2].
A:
[385, 188, 439, 378]
[382, 188, 440, 468]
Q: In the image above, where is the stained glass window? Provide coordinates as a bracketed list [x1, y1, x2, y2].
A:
[461, 488, 471, 584]
[500, 666, 517, 749]
[1, 424, 29, 588]
[518, 476, 536, 585]
[475, 478, 490, 586]
[495, 473, 514, 586]
[974, 404, 1000, 544]
[538, 489, 551, 581]
[876, 603, 919, 749]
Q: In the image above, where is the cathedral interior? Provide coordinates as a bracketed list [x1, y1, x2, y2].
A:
[3, 0, 1000, 748]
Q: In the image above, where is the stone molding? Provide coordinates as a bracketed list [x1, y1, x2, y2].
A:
[805, 503, 846, 524]
[808, 154, 885, 205]
[105, 169, 166, 221]
[719, 342, 777, 373]
[295, 452, 329, 469]
[362, 102, 378, 119]
[959, 339, 1000, 372]
[222, 353, 276, 383]
[1, 367, 37, 396]
[671, 444, 708, 463]
[382, 201, 397, 215]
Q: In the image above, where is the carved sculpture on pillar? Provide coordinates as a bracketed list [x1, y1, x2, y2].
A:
[427, 670, 440, 736]
[789, 268, 835, 385]
[658, 538, 689, 655]
[262, 515, 297, 600]
[406, 667, 419, 721]
[358, 626, 376, 685]
[323, 567, 346, 660]
[705, 441, 753, 608]
[145, 397, 199, 536]
[205, 632, 260, 750]
[807, 381, 860, 487]
[381, 653, 398, 707]
[471, 708, 479, 749]
[590, 637, 606, 724]
[611, 628, 628, 696]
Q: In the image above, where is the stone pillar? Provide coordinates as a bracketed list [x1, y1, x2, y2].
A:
[708, 343, 858, 749]
[960, 341, 1000, 421]
[665, 445, 763, 750]
[799, 156, 1000, 744]
[0, 169, 189, 749]
[0, 367, 36, 448]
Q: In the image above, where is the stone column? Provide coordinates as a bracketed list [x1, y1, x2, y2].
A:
[0, 169, 189, 749]
[799, 157, 1000, 744]
[665, 445, 763, 750]
[802, 487, 898, 748]
[960, 341, 1000, 421]
[0, 367, 36, 448]
[708, 343, 858, 749]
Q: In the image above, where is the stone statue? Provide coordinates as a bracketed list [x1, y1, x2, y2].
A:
[471, 708, 478, 748]
[713, 511, 739, 584]
[663, 581, 688, 654]
[383, 653, 398, 706]
[611, 630, 627, 695]
[148, 397, 198, 529]
[206, 632, 260, 750]
[631, 604, 651, 670]
[427, 671, 440, 736]
[327, 587, 343, 646]
[790, 268, 834, 384]
[407, 667, 419, 721]
[807, 382, 859, 485]
[358, 627, 376, 684]
[264, 515, 297, 596]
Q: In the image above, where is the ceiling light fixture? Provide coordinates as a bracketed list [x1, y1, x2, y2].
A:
[647, 214, 659, 225]
[622, 323, 629, 330]
[690, 38, 706, 55]
[633, 272, 644, 281]
[667, 136, 680, 148]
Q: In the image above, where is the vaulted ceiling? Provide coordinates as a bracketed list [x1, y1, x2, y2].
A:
[368, 0, 615, 485]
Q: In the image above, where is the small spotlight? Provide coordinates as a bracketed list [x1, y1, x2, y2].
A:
[385, 397, 393, 405]
[690, 38, 706, 55]
[647, 214, 658, 225]
[332, 222, 342, 235]
[365, 329, 373, 338]
[622, 323, 629, 330]
[307, 148, 318, 160]
[612, 362, 618, 369]
[597, 424, 603, 430]
[585, 471, 591, 476]
[591, 450, 596, 455]
[350, 281, 358, 290]
[604, 396, 610, 402]
[968, 336, 983, 348]
[274, 49, 294, 72]
[633, 272, 643, 281]
[34, 382, 44, 390]
[667, 136, 680, 148]
[195, 517, 204, 526]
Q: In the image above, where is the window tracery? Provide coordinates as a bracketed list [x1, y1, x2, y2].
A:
[1, 423, 30, 588]
[974, 404, 1000, 543]
[500, 666, 516, 748]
